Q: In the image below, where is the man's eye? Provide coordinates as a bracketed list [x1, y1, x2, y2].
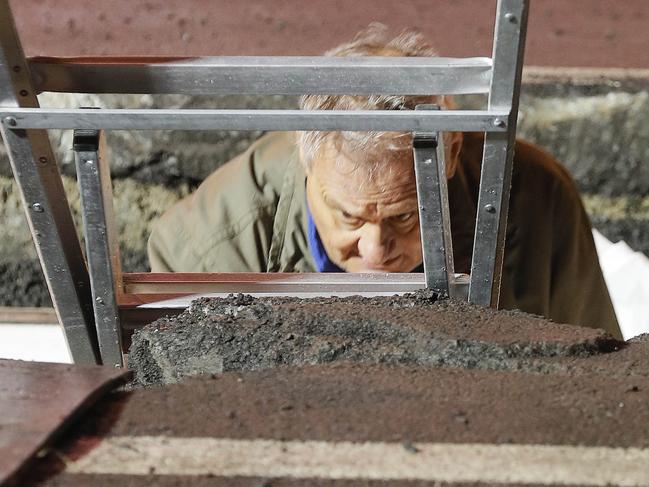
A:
[339, 210, 362, 226]
[393, 212, 415, 223]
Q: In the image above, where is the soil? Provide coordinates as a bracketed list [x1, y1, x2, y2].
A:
[64, 359, 649, 446]
[0, 261, 51, 307]
[19, 346, 649, 486]
[14, 293, 649, 486]
[128, 292, 620, 386]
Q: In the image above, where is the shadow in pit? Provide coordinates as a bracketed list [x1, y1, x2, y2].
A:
[8, 390, 133, 487]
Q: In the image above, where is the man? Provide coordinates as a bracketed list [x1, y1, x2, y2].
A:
[148, 25, 621, 339]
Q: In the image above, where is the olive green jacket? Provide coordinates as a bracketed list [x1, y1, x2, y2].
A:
[148, 132, 621, 339]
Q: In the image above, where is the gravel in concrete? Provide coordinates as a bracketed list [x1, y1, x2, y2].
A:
[128, 292, 619, 386]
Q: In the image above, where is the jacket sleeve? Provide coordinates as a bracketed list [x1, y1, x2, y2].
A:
[147, 139, 283, 273]
[547, 166, 622, 339]
[497, 139, 622, 340]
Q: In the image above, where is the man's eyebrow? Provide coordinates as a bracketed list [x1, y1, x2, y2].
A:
[323, 193, 346, 211]
[379, 196, 421, 215]
[323, 192, 364, 215]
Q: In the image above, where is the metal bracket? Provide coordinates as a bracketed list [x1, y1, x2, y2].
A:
[413, 104, 457, 296]
[73, 124, 124, 367]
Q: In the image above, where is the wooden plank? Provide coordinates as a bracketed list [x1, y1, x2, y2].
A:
[0, 307, 58, 324]
[0, 359, 131, 486]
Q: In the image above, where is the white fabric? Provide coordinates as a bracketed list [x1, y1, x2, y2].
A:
[0, 323, 71, 363]
[593, 230, 649, 340]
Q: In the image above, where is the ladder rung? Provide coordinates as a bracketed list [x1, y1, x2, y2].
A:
[0, 107, 510, 132]
[29, 56, 493, 96]
[121, 272, 469, 300]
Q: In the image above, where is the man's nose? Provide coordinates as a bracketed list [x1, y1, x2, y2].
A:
[357, 223, 395, 266]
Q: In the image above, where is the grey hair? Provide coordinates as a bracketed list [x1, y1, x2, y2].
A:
[297, 23, 452, 171]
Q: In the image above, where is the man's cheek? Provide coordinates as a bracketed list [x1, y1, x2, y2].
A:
[328, 232, 359, 261]
[401, 231, 423, 262]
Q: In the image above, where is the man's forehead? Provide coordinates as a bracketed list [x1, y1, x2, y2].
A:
[316, 138, 413, 174]
[316, 155, 415, 193]
[322, 182, 419, 220]
[313, 146, 418, 211]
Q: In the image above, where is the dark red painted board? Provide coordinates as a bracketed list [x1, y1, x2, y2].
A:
[0, 359, 130, 486]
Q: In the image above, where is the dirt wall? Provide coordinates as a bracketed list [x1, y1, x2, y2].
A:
[2, 82, 648, 307]
[2, 2, 649, 306]
[9, 0, 649, 68]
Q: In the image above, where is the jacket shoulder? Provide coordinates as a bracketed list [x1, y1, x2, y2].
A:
[459, 132, 576, 192]
[512, 138, 577, 193]
[147, 132, 299, 271]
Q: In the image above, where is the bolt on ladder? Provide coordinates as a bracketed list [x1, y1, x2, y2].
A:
[0, 0, 528, 366]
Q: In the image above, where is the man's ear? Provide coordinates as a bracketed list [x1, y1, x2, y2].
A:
[445, 131, 463, 179]
[297, 144, 313, 176]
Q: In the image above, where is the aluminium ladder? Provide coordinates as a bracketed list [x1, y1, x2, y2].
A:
[0, 0, 528, 366]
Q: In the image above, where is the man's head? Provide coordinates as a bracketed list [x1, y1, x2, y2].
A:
[299, 24, 463, 273]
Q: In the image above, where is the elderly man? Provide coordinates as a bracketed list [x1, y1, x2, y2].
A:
[148, 25, 621, 339]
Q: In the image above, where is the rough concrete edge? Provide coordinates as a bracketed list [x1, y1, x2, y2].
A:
[523, 66, 649, 91]
[127, 293, 623, 388]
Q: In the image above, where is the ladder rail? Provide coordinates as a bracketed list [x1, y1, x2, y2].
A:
[469, 0, 529, 307]
[413, 105, 456, 295]
[73, 128, 124, 368]
[0, 0, 529, 365]
[0, 0, 99, 364]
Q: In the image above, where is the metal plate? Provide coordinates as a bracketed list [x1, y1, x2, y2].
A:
[0, 359, 131, 486]
[28, 56, 493, 96]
